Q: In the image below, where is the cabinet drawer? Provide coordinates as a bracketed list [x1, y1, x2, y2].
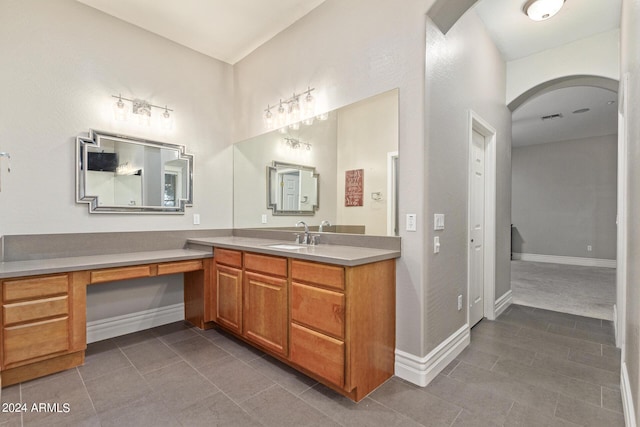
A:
[291, 260, 344, 290]
[290, 323, 344, 387]
[291, 282, 344, 339]
[90, 265, 153, 284]
[3, 317, 69, 366]
[3, 296, 69, 326]
[244, 253, 287, 277]
[3, 275, 68, 302]
[215, 248, 242, 268]
[157, 260, 204, 275]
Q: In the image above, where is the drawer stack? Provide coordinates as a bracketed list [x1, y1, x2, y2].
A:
[290, 259, 346, 387]
[2, 274, 70, 368]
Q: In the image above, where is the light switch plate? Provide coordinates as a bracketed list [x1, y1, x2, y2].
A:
[434, 214, 445, 230]
[406, 214, 417, 231]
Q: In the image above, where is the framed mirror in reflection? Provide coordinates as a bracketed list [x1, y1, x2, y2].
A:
[267, 161, 319, 215]
[234, 88, 399, 236]
[76, 130, 193, 213]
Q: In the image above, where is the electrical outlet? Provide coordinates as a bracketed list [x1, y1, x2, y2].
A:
[261, 214, 268, 224]
[434, 236, 440, 254]
[457, 295, 463, 311]
[193, 214, 200, 225]
[587, 245, 592, 252]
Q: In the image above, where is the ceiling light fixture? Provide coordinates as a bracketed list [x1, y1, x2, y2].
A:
[523, 0, 565, 21]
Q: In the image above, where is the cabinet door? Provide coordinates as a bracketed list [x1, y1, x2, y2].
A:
[243, 271, 288, 356]
[215, 264, 243, 334]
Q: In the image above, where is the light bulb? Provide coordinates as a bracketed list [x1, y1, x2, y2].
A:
[303, 90, 315, 118]
[161, 107, 173, 130]
[277, 100, 287, 127]
[137, 108, 151, 126]
[263, 106, 274, 129]
[112, 95, 128, 121]
[288, 95, 301, 123]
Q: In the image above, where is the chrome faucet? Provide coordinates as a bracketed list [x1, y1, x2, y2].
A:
[319, 220, 331, 232]
[295, 221, 309, 244]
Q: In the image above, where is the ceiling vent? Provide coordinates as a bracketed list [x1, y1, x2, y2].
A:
[541, 113, 563, 121]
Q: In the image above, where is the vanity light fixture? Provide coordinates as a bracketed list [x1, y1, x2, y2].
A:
[265, 87, 316, 130]
[284, 137, 311, 151]
[523, 0, 565, 21]
[111, 94, 174, 129]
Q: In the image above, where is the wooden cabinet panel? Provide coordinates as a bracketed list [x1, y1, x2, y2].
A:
[243, 272, 288, 356]
[3, 317, 69, 366]
[244, 253, 287, 277]
[215, 248, 242, 268]
[3, 296, 69, 326]
[157, 260, 203, 275]
[215, 264, 242, 334]
[3, 275, 68, 302]
[291, 260, 344, 290]
[291, 282, 344, 339]
[290, 323, 344, 387]
[90, 265, 152, 284]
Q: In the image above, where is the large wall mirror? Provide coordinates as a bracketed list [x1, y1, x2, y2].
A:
[76, 130, 193, 213]
[234, 89, 399, 236]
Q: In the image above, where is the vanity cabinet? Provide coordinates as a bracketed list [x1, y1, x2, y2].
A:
[214, 249, 243, 335]
[212, 248, 396, 402]
[243, 253, 288, 357]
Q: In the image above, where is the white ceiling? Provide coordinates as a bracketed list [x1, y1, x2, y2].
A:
[512, 86, 618, 147]
[76, 0, 326, 64]
[474, 0, 621, 61]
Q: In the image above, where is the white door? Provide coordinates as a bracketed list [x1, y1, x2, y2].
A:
[469, 129, 485, 326]
[281, 172, 300, 210]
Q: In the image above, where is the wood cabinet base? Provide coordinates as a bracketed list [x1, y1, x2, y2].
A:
[0, 351, 84, 387]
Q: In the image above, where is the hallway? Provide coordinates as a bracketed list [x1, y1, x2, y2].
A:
[511, 261, 616, 320]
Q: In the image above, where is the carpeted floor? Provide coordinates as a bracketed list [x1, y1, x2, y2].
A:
[510, 261, 616, 320]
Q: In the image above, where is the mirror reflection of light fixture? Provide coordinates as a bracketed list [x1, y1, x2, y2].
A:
[265, 87, 317, 130]
[111, 94, 174, 129]
[523, 0, 565, 21]
[284, 137, 311, 151]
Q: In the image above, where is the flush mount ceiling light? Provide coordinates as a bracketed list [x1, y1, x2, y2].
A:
[523, 0, 565, 21]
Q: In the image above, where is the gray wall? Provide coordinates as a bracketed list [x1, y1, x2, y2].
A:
[621, 0, 640, 422]
[424, 10, 512, 347]
[512, 135, 617, 260]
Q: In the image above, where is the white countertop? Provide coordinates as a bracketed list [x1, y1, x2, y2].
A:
[187, 236, 400, 266]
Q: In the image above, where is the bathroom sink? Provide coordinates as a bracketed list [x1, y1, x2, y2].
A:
[265, 244, 306, 250]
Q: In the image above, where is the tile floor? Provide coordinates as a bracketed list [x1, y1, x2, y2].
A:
[0, 304, 624, 426]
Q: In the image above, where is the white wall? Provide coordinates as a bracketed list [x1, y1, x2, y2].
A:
[507, 30, 620, 104]
[0, 0, 234, 322]
[336, 90, 399, 236]
[512, 135, 617, 260]
[621, 0, 640, 423]
[0, 0, 234, 235]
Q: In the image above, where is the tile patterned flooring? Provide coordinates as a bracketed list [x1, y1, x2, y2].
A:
[0, 304, 624, 426]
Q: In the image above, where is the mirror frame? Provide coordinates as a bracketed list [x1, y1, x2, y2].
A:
[76, 129, 194, 214]
[266, 161, 319, 216]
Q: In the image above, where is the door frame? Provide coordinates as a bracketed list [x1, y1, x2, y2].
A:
[467, 110, 498, 323]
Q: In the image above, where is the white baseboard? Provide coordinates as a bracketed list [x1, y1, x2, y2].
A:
[512, 253, 616, 268]
[86, 303, 185, 343]
[394, 324, 470, 387]
[621, 362, 637, 427]
[494, 290, 512, 318]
